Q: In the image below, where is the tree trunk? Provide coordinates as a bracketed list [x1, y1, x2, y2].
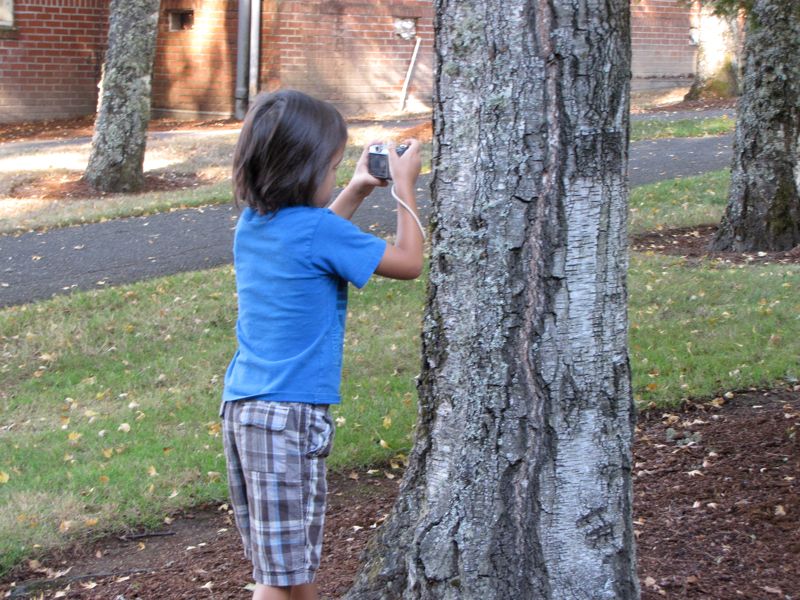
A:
[345, 1, 638, 599]
[83, 0, 161, 193]
[711, 1, 800, 252]
[685, 5, 741, 101]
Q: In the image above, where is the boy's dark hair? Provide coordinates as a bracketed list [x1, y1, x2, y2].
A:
[233, 89, 347, 213]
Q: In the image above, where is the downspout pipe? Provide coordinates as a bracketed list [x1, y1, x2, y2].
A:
[249, 0, 261, 103]
[400, 36, 422, 112]
[234, 0, 251, 120]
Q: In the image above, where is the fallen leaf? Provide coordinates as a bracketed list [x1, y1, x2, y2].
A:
[685, 470, 704, 477]
[147, 465, 158, 477]
[763, 586, 783, 596]
[99, 475, 110, 485]
[102, 448, 114, 459]
[775, 505, 786, 517]
[118, 423, 131, 433]
[0, 471, 9, 484]
[382, 416, 392, 429]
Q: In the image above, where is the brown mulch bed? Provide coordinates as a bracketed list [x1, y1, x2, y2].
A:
[0, 116, 240, 144]
[7, 172, 210, 201]
[1, 388, 797, 599]
[632, 225, 800, 266]
[630, 97, 737, 116]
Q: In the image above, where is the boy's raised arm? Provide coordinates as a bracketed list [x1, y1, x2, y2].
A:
[374, 139, 424, 280]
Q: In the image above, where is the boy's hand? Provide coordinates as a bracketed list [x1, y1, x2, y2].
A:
[347, 141, 389, 199]
[387, 139, 422, 195]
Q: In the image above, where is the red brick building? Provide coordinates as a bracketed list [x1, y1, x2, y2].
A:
[1, 0, 700, 124]
[631, 0, 699, 92]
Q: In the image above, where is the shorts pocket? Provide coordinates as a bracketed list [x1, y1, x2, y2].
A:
[238, 403, 291, 474]
[306, 408, 334, 459]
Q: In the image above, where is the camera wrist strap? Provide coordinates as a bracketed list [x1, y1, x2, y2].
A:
[391, 185, 426, 240]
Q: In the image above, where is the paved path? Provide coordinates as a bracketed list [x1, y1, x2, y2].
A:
[0, 133, 732, 308]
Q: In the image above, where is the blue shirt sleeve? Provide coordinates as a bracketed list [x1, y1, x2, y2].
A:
[310, 209, 387, 288]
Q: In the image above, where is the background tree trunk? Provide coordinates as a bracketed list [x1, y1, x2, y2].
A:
[685, 4, 742, 101]
[83, 0, 161, 193]
[711, 0, 800, 252]
[345, 1, 638, 598]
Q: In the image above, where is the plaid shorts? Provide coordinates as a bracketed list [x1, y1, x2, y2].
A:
[222, 400, 335, 587]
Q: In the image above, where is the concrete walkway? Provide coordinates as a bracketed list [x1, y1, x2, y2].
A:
[0, 132, 732, 308]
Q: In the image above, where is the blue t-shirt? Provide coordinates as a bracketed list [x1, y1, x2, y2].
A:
[222, 206, 387, 407]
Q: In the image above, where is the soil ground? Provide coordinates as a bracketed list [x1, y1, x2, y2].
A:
[1, 388, 797, 599]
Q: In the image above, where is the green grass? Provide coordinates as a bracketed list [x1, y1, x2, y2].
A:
[629, 254, 800, 405]
[629, 169, 730, 234]
[631, 115, 735, 142]
[3, 251, 798, 573]
[0, 268, 425, 573]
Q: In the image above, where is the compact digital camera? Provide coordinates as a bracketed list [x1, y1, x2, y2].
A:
[367, 144, 408, 180]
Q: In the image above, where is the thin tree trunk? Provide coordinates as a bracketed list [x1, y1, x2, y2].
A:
[83, 0, 161, 193]
[345, 1, 638, 598]
[711, 1, 800, 252]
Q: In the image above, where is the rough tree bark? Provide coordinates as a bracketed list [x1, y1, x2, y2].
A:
[345, 1, 638, 599]
[83, 0, 161, 193]
[711, 0, 800, 252]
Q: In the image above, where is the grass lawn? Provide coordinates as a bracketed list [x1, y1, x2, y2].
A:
[629, 169, 730, 234]
[2, 243, 798, 573]
[630, 115, 735, 142]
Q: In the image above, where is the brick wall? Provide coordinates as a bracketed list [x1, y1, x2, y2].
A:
[0, 0, 108, 123]
[631, 0, 697, 85]
[2, 0, 699, 124]
[151, 0, 238, 118]
[259, 0, 434, 116]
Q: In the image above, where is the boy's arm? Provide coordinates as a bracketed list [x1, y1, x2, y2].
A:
[374, 140, 424, 280]
[328, 143, 387, 221]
